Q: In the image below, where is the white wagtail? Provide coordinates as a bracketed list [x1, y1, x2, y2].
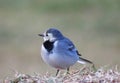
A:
[38, 28, 95, 76]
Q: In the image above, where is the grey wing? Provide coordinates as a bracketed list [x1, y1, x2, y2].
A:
[62, 38, 94, 65]
[76, 50, 82, 56]
[67, 42, 82, 56]
[60, 38, 80, 56]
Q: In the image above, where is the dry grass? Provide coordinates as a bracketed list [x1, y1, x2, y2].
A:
[3, 66, 120, 83]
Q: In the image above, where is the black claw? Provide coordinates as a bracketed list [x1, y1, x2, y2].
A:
[56, 69, 60, 76]
[67, 67, 70, 74]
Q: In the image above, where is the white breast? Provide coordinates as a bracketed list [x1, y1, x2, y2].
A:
[41, 41, 78, 69]
[41, 44, 50, 64]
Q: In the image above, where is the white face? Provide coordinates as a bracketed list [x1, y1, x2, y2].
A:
[43, 32, 56, 42]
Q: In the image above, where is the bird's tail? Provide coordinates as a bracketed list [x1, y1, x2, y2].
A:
[77, 57, 96, 71]
[77, 57, 93, 64]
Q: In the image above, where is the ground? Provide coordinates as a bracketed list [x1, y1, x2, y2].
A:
[3, 66, 120, 83]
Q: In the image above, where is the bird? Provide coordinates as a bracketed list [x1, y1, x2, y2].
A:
[38, 28, 95, 76]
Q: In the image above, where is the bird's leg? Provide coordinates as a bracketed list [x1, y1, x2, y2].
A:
[63, 67, 70, 75]
[67, 67, 70, 74]
[56, 69, 60, 76]
[91, 63, 97, 72]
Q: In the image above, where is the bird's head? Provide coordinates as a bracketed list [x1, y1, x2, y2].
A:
[39, 28, 64, 42]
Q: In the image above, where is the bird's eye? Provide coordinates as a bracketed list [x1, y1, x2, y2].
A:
[46, 33, 48, 36]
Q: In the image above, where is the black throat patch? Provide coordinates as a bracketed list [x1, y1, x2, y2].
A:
[43, 40, 54, 52]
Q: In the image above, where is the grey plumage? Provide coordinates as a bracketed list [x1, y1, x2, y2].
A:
[39, 28, 95, 76]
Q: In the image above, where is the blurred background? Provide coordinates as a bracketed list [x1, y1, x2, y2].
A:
[0, 0, 120, 79]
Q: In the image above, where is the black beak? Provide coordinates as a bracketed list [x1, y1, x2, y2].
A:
[38, 34, 44, 37]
